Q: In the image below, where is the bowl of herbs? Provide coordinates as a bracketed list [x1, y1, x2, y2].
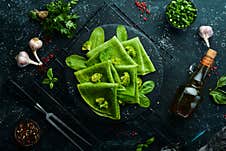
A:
[165, 0, 198, 29]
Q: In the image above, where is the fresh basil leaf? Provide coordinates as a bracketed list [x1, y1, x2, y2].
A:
[52, 77, 58, 83]
[217, 75, 226, 88]
[139, 94, 151, 108]
[65, 54, 87, 70]
[136, 147, 143, 151]
[210, 89, 226, 104]
[136, 144, 144, 151]
[116, 25, 128, 42]
[89, 27, 105, 50]
[50, 82, 54, 89]
[145, 137, 155, 145]
[42, 78, 50, 84]
[47, 68, 53, 80]
[140, 80, 155, 94]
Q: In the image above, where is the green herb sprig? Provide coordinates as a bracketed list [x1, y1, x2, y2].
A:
[29, 0, 79, 38]
[166, 0, 197, 29]
[136, 137, 155, 151]
[42, 68, 58, 89]
[210, 75, 226, 104]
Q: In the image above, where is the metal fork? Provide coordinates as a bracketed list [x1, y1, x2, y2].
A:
[10, 79, 91, 151]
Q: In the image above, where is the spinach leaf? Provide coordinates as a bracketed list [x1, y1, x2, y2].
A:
[116, 25, 128, 42]
[210, 89, 226, 104]
[140, 80, 155, 94]
[65, 54, 87, 70]
[217, 75, 226, 88]
[139, 94, 151, 108]
[89, 27, 105, 50]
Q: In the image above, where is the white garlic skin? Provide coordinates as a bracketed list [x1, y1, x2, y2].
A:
[15, 51, 30, 67]
[15, 51, 39, 68]
[199, 26, 214, 47]
[29, 37, 43, 51]
[29, 37, 43, 65]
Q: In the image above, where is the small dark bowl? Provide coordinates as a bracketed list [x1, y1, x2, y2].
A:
[14, 119, 41, 147]
[165, 0, 197, 29]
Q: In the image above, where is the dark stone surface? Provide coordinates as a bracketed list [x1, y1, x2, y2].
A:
[0, 0, 225, 151]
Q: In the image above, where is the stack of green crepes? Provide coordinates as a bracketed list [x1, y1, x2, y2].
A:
[66, 25, 156, 120]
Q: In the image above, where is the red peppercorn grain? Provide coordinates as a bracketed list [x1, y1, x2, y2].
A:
[14, 120, 40, 147]
[134, 1, 151, 21]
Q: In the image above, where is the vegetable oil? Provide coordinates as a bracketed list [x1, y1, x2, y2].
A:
[171, 49, 217, 118]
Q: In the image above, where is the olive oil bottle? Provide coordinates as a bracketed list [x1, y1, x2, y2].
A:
[171, 49, 217, 118]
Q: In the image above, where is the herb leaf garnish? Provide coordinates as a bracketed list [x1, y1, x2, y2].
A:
[210, 75, 226, 104]
[42, 68, 58, 89]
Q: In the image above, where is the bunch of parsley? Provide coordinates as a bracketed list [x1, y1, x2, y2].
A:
[30, 0, 79, 38]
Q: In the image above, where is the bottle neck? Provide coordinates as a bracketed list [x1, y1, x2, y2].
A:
[189, 55, 214, 88]
[201, 55, 214, 68]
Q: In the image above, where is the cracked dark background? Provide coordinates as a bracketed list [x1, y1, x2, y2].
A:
[0, 0, 225, 150]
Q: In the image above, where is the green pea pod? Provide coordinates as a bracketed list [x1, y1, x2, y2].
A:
[116, 25, 128, 42]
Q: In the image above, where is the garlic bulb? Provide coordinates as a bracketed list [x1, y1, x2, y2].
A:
[29, 37, 43, 65]
[199, 26, 214, 48]
[15, 51, 39, 67]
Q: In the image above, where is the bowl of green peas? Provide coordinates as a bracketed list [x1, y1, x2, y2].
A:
[165, 0, 198, 29]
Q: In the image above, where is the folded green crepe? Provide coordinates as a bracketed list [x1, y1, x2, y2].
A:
[74, 61, 120, 84]
[122, 37, 156, 75]
[77, 83, 120, 120]
[116, 65, 139, 104]
[86, 36, 136, 66]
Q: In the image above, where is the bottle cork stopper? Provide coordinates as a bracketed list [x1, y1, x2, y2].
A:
[206, 49, 217, 59]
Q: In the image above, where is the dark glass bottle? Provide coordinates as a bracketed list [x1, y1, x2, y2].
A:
[171, 49, 217, 118]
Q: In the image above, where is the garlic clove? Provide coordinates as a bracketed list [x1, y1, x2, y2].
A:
[28, 58, 40, 66]
[204, 37, 210, 48]
[33, 51, 42, 65]
[15, 51, 39, 68]
[29, 37, 43, 65]
[29, 37, 43, 51]
[15, 55, 29, 68]
[199, 26, 214, 48]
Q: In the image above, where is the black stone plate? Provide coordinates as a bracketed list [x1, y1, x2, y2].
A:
[64, 24, 164, 123]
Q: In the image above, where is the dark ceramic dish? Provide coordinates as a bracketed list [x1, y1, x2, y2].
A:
[165, 0, 197, 29]
[14, 119, 40, 147]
